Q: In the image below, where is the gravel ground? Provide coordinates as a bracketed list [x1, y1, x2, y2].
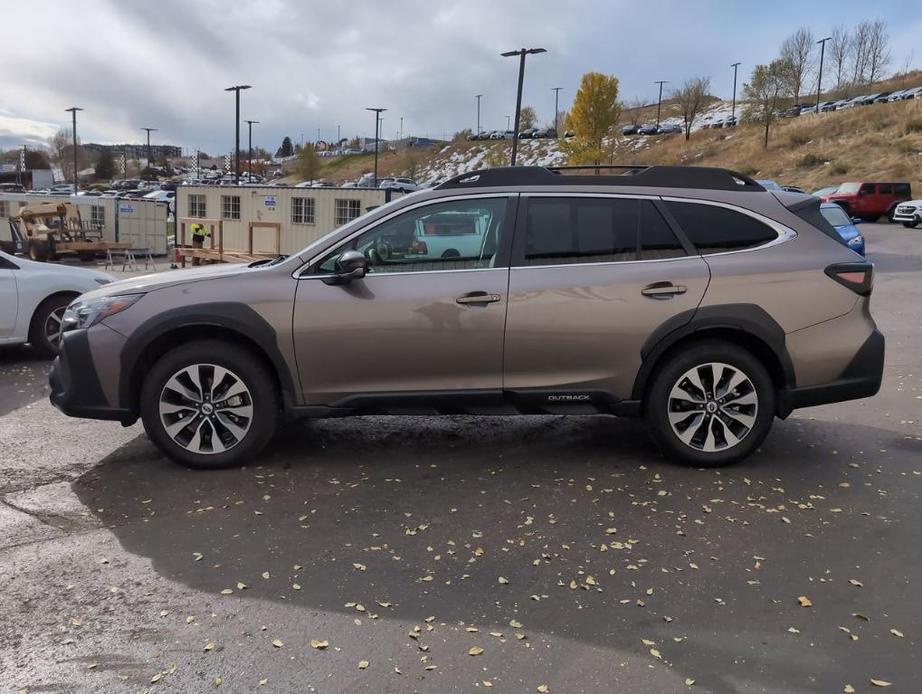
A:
[0, 224, 919, 693]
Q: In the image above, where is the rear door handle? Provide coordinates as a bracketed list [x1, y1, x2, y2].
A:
[456, 291, 502, 305]
[641, 283, 687, 299]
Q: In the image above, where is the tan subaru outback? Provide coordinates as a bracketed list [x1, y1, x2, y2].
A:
[50, 166, 883, 469]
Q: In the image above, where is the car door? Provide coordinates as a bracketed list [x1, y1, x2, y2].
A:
[0, 257, 18, 338]
[502, 194, 710, 405]
[292, 195, 515, 407]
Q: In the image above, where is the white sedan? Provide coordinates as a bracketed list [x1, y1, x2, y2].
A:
[0, 250, 115, 356]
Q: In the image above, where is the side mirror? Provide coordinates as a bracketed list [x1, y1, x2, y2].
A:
[851, 217, 862, 224]
[323, 249, 368, 285]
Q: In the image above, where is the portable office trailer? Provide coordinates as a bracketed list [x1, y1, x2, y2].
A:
[0, 193, 170, 254]
[174, 185, 400, 256]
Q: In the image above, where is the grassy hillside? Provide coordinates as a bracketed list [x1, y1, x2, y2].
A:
[287, 70, 922, 193]
[615, 96, 922, 192]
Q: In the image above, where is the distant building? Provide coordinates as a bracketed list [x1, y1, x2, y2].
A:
[85, 143, 183, 160]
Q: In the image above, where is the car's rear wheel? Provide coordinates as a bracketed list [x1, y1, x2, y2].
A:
[644, 341, 775, 467]
[29, 294, 74, 357]
[140, 341, 279, 469]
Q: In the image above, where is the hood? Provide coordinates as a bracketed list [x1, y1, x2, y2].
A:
[79, 260, 256, 301]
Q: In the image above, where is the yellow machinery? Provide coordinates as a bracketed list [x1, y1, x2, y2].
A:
[8, 201, 129, 262]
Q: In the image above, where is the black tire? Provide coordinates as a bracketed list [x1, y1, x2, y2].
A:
[644, 340, 775, 467]
[28, 294, 75, 357]
[903, 220, 919, 229]
[140, 340, 279, 469]
[887, 206, 898, 223]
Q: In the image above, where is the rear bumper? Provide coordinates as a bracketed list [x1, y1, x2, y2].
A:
[49, 330, 135, 423]
[778, 329, 884, 416]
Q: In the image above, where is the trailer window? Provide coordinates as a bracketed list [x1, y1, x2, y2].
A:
[292, 197, 315, 225]
[91, 206, 105, 228]
[221, 195, 241, 220]
[0, 201, 8, 218]
[188, 194, 207, 218]
[335, 199, 362, 226]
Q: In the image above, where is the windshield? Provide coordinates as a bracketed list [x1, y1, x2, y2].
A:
[820, 205, 852, 227]
[835, 182, 861, 194]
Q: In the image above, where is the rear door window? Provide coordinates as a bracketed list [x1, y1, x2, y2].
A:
[522, 197, 638, 266]
[665, 201, 778, 253]
[878, 183, 893, 195]
[639, 201, 686, 260]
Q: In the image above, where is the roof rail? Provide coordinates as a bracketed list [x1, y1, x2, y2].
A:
[435, 165, 765, 192]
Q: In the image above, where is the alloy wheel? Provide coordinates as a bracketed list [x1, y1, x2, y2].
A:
[158, 364, 254, 455]
[667, 362, 758, 452]
[44, 307, 66, 349]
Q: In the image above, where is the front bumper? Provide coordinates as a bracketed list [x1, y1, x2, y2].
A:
[49, 329, 135, 423]
[778, 329, 884, 416]
[891, 209, 918, 223]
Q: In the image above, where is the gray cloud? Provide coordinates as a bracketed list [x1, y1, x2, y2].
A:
[1, 0, 919, 154]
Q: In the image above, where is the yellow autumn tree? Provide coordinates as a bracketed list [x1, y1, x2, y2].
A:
[562, 72, 621, 165]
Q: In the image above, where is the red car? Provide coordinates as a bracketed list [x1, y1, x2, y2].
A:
[821, 181, 912, 222]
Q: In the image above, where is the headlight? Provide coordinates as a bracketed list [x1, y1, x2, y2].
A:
[847, 235, 864, 250]
[62, 294, 143, 331]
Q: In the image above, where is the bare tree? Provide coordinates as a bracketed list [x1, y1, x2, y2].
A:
[674, 77, 711, 141]
[865, 20, 891, 85]
[780, 27, 814, 103]
[624, 97, 646, 126]
[849, 21, 873, 90]
[829, 26, 851, 91]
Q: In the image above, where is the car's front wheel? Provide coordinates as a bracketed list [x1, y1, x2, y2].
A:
[644, 341, 775, 467]
[903, 220, 919, 228]
[140, 341, 279, 469]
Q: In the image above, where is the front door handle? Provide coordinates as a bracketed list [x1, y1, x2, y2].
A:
[456, 292, 502, 305]
[641, 283, 687, 299]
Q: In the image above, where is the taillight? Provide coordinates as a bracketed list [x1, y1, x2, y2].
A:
[825, 261, 873, 296]
[412, 240, 428, 255]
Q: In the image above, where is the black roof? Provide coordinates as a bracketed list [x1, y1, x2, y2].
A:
[436, 165, 765, 192]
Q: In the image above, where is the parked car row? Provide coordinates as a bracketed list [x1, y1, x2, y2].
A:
[622, 123, 683, 136]
[468, 128, 572, 141]
[807, 86, 922, 115]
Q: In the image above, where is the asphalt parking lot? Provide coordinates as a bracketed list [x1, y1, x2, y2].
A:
[0, 224, 920, 693]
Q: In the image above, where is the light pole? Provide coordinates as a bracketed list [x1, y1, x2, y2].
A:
[365, 107, 386, 186]
[816, 36, 832, 114]
[225, 84, 251, 184]
[65, 106, 83, 194]
[730, 63, 741, 124]
[506, 115, 511, 130]
[141, 127, 157, 179]
[400, 116, 404, 143]
[475, 94, 483, 135]
[337, 124, 341, 147]
[654, 80, 668, 127]
[501, 47, 547, 166]
[552, 87, 562, 135]
[244, 120, 259, 179]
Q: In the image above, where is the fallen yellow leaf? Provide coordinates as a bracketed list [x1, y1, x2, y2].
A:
[310, 639, 329, 650]
[468, 646, 484, 656]
[797, 596, 813, 607]
[870, 679, 892, 687]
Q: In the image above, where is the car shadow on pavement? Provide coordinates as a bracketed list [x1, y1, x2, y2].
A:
[73, 414, 922, 694]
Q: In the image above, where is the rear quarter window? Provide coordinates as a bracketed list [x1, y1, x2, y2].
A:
[665, 201, 778, 253]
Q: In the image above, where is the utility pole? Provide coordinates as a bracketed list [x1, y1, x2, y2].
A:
[475, 94, 483, 135]
[65, 106, 83, 195]
[244, 120, 259, 180]
[501, 47, 547, 166]
[552, 87, 562, 135]
[337, 124, 341, 147]
[225, 85, 251, 184]
[816, 36, 832, 114]
[365, 107, 386, 186]
[654, 80, 668, 127]
[141, 127, 157, 179]
[400, 116, 404, 143]
[730, 63, 741, 124]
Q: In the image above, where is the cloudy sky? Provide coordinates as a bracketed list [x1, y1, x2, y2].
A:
[1, 0, 920, 155]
